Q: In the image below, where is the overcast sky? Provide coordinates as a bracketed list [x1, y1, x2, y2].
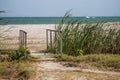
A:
[0, 0, 120, 17]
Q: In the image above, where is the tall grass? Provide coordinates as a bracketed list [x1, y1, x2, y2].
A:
[55, 12, 120, 55]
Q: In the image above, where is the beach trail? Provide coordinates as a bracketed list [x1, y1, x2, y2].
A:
[30, 52, 120, 80]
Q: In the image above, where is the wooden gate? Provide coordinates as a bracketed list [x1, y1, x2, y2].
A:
[46, 29, 62, 54]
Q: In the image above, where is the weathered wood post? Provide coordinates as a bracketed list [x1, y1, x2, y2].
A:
[24, 31, 27, 61]
[25, 32, 27, 49]
[60, 31, 62, 54]
[19, 30, 21, 47]
[54, 32, 57, 53]
[21, 31, 23, 46]
[46, 29, 48, 50]
[50, 30, 52, 53]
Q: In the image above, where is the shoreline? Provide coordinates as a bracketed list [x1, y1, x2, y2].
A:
[0, 21, 120, 26]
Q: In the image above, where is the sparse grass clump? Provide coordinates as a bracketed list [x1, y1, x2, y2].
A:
[0, 61, 36, 80]
[54, 54, 120, 71]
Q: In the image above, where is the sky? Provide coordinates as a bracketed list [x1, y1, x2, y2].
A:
[0, 0, 120, 17]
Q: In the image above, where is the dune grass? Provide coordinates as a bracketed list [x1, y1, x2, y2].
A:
[55, 12, 120, 55]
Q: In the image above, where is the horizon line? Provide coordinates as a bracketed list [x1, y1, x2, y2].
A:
[1, 16, 120, 18]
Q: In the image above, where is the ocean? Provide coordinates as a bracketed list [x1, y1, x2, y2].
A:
[0, 17, 120, 25]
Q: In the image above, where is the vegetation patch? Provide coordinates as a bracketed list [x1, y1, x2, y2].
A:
[0, 46, 36, 80]
[54, 54, 120, 72]
[0, 61, 36, 80]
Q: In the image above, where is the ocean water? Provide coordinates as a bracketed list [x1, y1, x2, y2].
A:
[0, 17, 120, 25]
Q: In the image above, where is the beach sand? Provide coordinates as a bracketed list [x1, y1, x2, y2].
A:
[2, 24, 55, 38]
[0, 24, 56, 51]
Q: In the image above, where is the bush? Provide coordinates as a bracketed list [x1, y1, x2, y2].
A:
[9, 46, 30, 61]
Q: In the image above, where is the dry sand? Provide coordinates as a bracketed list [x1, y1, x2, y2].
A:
[1, 24, 55, 39]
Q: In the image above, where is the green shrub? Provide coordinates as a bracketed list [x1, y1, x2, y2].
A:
[76, 49, 84, 56]
[9, 46, 30, 61]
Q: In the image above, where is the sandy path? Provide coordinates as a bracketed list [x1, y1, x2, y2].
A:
[30, 52, 120, 80]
